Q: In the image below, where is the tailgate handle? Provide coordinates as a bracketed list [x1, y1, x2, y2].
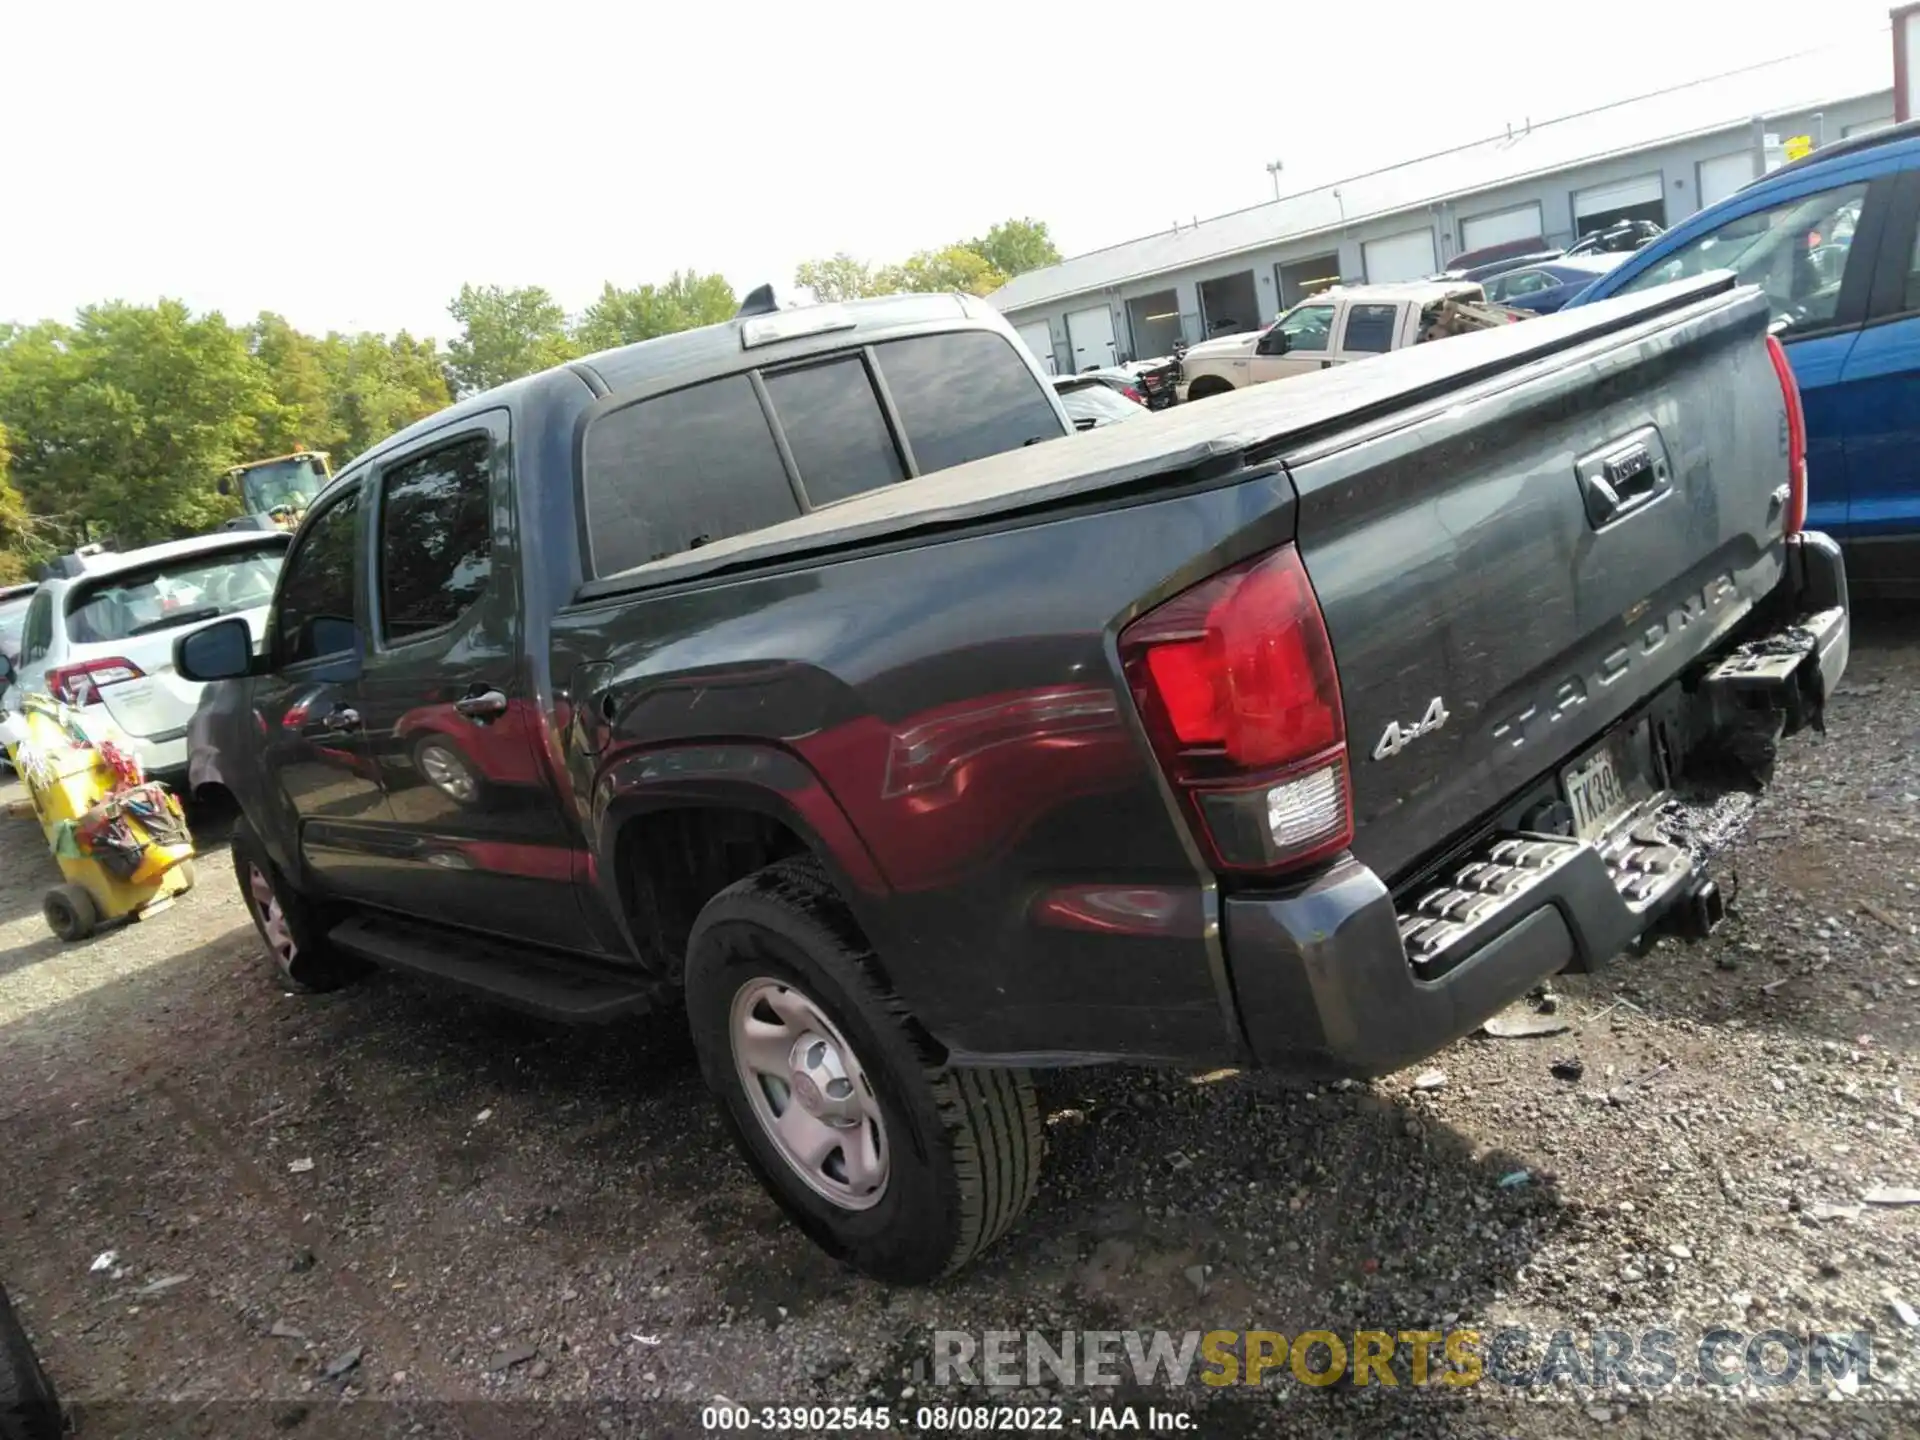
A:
[1575, 430, 1672, 529]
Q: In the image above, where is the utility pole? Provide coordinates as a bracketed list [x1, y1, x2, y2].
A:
[1266, 159, 1284, 200]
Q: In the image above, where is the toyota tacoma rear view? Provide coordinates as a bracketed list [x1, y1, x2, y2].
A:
[179, 277, 1848, 1283]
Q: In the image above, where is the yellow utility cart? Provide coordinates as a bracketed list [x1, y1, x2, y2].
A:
[8, 694, 196, 940]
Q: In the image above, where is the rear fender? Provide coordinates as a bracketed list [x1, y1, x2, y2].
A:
[589, 740, 892, 972]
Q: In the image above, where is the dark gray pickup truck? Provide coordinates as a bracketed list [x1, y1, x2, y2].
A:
[180, 275, 1847, 1282]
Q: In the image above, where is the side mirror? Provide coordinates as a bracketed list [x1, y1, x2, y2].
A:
[175, 617, 255, 683]
[217, 476, 234, 497]
[1255, 327, 1289, 357]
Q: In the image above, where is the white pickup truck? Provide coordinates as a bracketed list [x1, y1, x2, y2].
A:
[1178, 280, 1517, 400]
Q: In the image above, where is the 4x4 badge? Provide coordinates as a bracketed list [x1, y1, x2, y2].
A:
[1373, 697, 1449, 761]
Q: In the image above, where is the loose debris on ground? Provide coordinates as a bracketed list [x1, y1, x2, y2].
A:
[3, 610, 1920, 1437]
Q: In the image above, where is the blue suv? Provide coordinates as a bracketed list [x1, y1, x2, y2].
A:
[1568, 120, 1920, 597]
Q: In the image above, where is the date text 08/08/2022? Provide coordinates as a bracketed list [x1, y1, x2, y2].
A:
[698, 1404, 1194, 1432]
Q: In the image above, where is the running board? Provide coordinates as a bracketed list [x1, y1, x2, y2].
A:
[1397, 803, 1697, 977]
[328, 914, 664, 1023]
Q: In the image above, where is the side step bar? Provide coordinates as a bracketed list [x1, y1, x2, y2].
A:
[329, 915, 666, 1023]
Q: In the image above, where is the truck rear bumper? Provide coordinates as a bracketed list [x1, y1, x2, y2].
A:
[1223, 532, 1849, 1078]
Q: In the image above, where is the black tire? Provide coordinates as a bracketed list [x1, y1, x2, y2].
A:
[231, 816, 367, 993]
[1186, 376, 1234, 401]
[685, 859, 1042, 1283]
[0, 1285, 62, 1440]
[42, 884, 97, 942]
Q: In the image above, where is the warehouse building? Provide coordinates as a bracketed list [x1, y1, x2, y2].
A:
[993, 34, 1894, 374]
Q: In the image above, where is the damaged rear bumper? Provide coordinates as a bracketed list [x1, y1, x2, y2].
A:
[1223, 531, 1849, 1078]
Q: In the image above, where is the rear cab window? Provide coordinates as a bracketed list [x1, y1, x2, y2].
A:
[65, 542, 287, 645]
[578, 323, 1065, 579]
[377, 433, 495, 644]
[582, 376, 801, 577]
[870, 331, 1062, 472]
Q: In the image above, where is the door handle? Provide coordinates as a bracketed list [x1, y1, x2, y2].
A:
[320, 706, 361, 733]
[454, 687, 509, 722]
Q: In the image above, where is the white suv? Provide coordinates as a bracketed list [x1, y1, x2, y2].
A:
[1, 532, 288, 782]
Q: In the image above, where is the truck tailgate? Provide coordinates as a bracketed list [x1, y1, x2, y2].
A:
[1281, 279, 1785, 884]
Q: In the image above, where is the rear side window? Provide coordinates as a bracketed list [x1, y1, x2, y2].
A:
[583, 376, 799, 577]
[275, 487, 362, 667]
[872, 331, 1062, 473]
[1340, 304, 1398, 354]
[379, 435, 494, 643]
[763, 358, 906, 507]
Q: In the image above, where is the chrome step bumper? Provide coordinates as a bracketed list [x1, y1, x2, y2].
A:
[1397, 799, 1701, 978]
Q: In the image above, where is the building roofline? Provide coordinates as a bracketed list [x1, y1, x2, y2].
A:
[993, 36, 1893, 316]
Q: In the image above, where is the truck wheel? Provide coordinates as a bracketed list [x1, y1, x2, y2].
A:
[1186, 376, 1234, 400]
[43, 884, 97, 942]
[685, 860, 1042, 1283]
[231, 817, 367, 993]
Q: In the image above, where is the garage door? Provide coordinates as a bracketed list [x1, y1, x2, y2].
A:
[1460, 202, 1543, 254]
[1015, 320, 1056, 374]
[1065, 304, 1117, 371]
[1696, 152, 1757, 210]
[1362, 229, 1437, 283]
[1574, 174, 1664, 228]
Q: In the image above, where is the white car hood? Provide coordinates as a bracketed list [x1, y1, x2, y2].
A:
[1182, 331, 1262, 363]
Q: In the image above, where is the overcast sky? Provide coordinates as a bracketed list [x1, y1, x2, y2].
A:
[0, 0, 1899, 344]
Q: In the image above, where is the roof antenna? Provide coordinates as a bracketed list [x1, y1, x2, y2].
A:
[736, 284, 780, 318]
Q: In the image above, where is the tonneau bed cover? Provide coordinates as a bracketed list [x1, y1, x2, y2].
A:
[577, 274, 1738, 601]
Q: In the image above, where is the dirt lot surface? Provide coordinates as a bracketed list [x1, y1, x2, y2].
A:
[5, 612, 1920, 1439]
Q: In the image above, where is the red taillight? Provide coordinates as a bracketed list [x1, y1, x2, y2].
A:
[1121, 544, 1351, 874]
[1121, 385, 1146, 405]
[46, 657, 144, 707]
[1765, 333, 1807, 536]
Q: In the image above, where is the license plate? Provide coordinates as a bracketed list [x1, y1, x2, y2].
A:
[1562, 739, 1633, 841]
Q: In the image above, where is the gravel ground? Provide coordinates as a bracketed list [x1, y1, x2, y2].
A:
[4, 611, 1920, 1439]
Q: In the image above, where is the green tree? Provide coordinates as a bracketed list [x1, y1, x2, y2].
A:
[967, 218, 1061, 278]
[875, 245, 1008, 297]
[445, 284, 579, 395]
[249, 312, 340, 456]
[0, 301, 275, 544]
[573, 270, 738, 351]
[0, 423, 34, 583]
[317, 330, 453, 463]
[794, 253, 883, 303]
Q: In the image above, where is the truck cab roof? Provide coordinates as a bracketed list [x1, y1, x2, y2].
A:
[349, 291, 1035, 479]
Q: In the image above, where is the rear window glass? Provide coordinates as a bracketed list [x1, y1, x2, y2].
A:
[763, 358, 906, 507]
[0, 595, 33, 656]
[872, 331, 1063, 473]
[1340, 304, 1398, 354]
[582, 376, 801, 577]
[66, 544, 286, 645]
[1056, 381, 1144, 426]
